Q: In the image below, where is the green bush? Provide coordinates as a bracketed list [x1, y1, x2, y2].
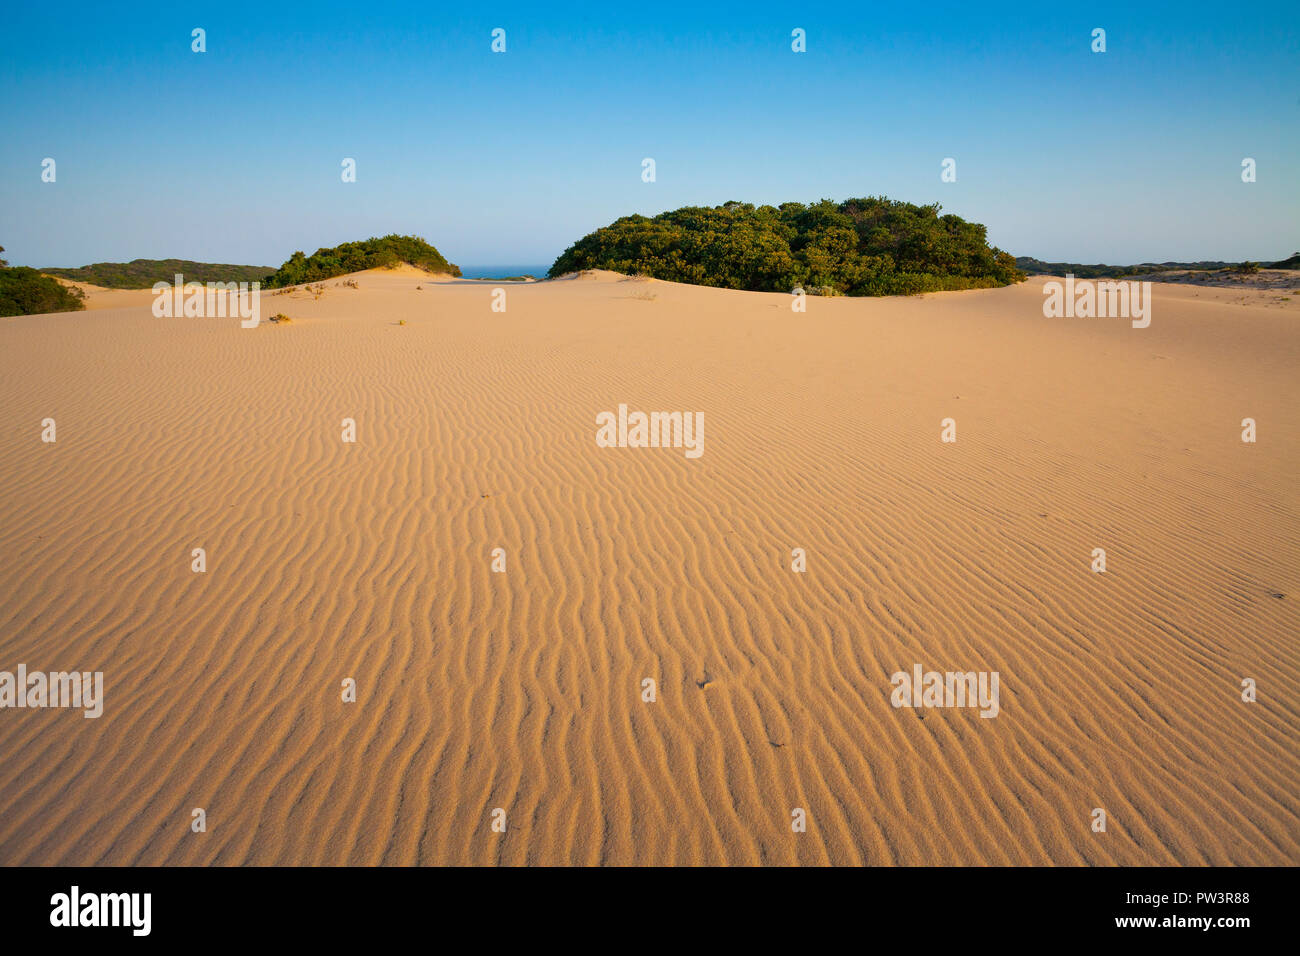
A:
[548, 198, 1024, 295]
[262, 235, 461, 288]
[0, 246, 86, 316]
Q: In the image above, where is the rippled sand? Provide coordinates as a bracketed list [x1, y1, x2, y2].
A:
[1, 267, 1296, 865]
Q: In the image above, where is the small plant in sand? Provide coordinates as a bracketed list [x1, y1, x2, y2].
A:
[268, 312, 292, 324]
[398, 319, 406, 325]
[1236, 261, 1260, 275]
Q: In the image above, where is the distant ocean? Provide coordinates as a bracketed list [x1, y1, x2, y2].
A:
[457, 265, 551, 279]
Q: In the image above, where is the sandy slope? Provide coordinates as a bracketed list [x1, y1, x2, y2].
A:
[0, 268, 1296, 866]
[50, 279, 155, 311]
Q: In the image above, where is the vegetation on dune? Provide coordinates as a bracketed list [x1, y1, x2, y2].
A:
[42, 259, 273, 289]
[548, 198, 1024, 295]
[0, 246, 86, 316]
[1017, 255, 1299, 278]
[261, 235, 461, 288]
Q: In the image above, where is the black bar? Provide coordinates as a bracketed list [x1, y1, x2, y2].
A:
[0, 866, 1281, 944]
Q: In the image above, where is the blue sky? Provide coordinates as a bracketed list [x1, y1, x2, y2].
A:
[1, 1, 1296, 268]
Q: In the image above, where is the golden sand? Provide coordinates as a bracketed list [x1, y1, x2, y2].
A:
[0, 269, 1295, 864]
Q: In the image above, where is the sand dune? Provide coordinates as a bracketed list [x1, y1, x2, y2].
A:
[0, 268, 1296, 865]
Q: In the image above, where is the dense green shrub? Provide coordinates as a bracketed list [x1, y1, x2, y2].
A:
[43, 259, 273, 289]
[548, 198, 1024, 294]
[262, 235, 461, 288]
[0, 247, 86, 316]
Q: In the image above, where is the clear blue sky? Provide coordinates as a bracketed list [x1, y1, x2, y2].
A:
[1, 0, 1296, 268]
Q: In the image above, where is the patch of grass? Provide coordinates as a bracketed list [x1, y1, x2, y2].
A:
[268, 313, 292, 324]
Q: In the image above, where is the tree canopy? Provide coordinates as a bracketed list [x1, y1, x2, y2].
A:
[549, 198, 1024, 295]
